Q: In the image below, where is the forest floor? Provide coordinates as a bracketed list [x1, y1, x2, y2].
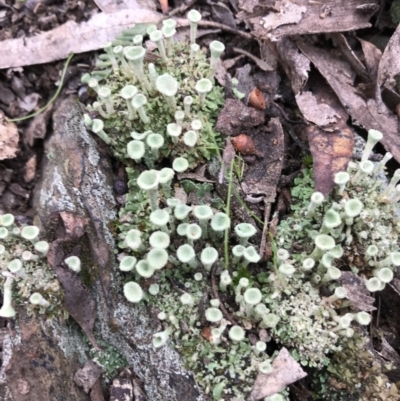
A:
[1, 0, 400, 400]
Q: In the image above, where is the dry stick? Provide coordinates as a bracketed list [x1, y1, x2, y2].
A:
[211, 262, 237, 326]
[259, 200, 272, 259]
[176, 18, 253, 40]
[168, 0, 200, 17]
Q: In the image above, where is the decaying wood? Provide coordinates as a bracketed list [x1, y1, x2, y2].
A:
[1, 97, 208, 401]
[0, 309, 89, 401]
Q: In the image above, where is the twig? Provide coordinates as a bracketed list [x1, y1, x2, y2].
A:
[168, 0, 200, 17]
[259, 200, 271, 259]
[176, 18, 253, 40]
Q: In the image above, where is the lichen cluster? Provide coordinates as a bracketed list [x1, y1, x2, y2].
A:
[79, 9, 400, 400]
[0, 217, 64, 318]
[83, 16, 225, 171]
[1, 7, 399, 401]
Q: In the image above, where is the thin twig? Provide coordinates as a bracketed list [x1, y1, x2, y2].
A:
[176, 18, 253, 40]
[211, 262, 237, 325]
[168, 0, 200, 17]
[259, 200, 271, 259]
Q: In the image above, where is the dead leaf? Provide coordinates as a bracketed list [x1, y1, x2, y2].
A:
[239, 0, 378, 42]
[329, 33, 368, 80]
[259, 0, 307, 39]
[306, 125, 354, 196]
[0, 9, 162, 69]
[211, 2, 237, 28]
[74, 360, 103, 394]
[24, 153, 37, 182]
[339, 271, 376, 312]
[379, 336, 400, 366]
[296, 92, 338, 126]
[24, 104, 53, 146]
[249, 347, 307, 400]
[0, 111, 19, 160]
[276, 37, 310, 95]
[215, 98, 265, 136]
[235, 64, 256, 99]
[358, 37, 382, 78]
[241, 118, 285, 202]
[296, 39, 400, 164]
[92, 0, 156, 13]
[378, 24, 400, 93]
[18, 93, 41, 112]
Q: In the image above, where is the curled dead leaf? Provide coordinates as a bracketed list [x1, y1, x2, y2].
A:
[201, 326, 212, 342]
[0, 111, 19, 160]
[248, 88, 266, 110]
[306, 125, 354, 196]
[232, 134, 263, 157]
[249, 347, 307, 400]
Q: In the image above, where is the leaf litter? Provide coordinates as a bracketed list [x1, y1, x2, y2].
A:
[1, 0, 400, 399]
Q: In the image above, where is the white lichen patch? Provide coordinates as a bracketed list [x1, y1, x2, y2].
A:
[0, 329, 21, 384]
[39, 167, 77, 213]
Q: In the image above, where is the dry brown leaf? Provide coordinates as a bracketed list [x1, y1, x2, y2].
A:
[24, 154, 37, 183]
[297, 40, 400, 163]
[92, 0, 155, 13]
[306, 125, 354, 196]
[241, 118, 285, 202]
[276, 37, 310, 95]
[259, 0, 307, 40]
[0, 9, 161, 69]
[211, 2, 237, 28]
[297, 73, 354, 193]
[238, 0, 378, 42]
[215, 98, 265, 136]
[25, 104, 53, 146]
[74, 360, 103, 394]
[0, 111, 19, 160]
[296, 91, 338, 126]
[378, 24, 400, 93]
[339, 271, 376, 312]
[249, 347, 307, 400]
[358, 37, 382, 77]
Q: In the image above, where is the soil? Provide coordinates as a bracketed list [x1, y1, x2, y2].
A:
[1, 0, 400, 400]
